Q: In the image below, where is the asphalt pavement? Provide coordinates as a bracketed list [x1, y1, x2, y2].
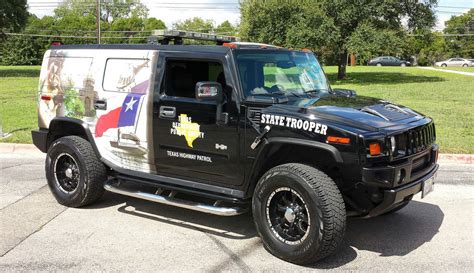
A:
[1, 152, 473, 271]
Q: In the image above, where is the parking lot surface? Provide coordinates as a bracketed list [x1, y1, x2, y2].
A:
[1, 153, 473, 271]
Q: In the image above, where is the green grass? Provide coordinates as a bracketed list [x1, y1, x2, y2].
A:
[435, 66, 474, 72]
[0, 65, 473, 153]
[0, 66, 40, 143]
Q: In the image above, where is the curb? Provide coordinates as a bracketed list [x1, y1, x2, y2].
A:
[1, 143, 472, 164]
[438, 154, 473, 164]
[0, 143, 43, 155]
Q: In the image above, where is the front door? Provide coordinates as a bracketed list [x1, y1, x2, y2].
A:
[152, 53, 242, 186]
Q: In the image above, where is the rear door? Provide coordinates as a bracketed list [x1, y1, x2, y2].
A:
[152, 52, 243, 186]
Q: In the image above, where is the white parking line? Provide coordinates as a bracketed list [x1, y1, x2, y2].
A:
[417, 66, 474, 76]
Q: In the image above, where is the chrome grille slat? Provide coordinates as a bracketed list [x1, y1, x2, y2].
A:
[399, 122, 435, 156]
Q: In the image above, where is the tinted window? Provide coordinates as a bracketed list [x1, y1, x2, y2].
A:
[235, 50, 329, 97]
[162, 60, 224, 98]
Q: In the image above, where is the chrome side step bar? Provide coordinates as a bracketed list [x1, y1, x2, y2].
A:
[104, 181, 247, 216]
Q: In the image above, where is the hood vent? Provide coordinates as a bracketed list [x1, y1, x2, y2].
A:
[361, 104, 414, 122]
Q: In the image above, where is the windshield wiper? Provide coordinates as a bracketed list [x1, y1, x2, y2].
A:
[305, 88, 331, 94]
[287, 90, 302, 98]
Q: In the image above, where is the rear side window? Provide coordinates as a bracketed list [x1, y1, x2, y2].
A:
[161, 59, 225, 98]
[103, 58, 150, 93]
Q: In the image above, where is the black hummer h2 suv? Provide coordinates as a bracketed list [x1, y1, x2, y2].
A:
[32, 38, 438, 265]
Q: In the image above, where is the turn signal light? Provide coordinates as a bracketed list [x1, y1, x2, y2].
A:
[369, 143, 381, 156]
[222, 42, 237, 49]
[327, 136, 350, 144]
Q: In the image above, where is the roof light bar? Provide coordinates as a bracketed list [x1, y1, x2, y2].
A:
[149, 29, 239, 45]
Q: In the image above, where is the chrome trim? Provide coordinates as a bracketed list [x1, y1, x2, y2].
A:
[104, 181, 247, 216]
[361, 107, 390, 121]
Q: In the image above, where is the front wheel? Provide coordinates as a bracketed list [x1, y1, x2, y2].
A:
[376, 63, 382, 67]
[441, 63, 447, 67]
[46, 136, 107, 207]
[462, 64, 468, 67]
[252, 163, 346, 264]
[401, 63, 406, 67]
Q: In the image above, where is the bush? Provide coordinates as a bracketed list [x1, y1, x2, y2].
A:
[0, 36, 42, 65]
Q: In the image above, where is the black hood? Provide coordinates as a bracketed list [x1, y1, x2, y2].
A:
[262, 93, 427, 132]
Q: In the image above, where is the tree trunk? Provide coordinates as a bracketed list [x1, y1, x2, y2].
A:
[337, 50, 348, 80]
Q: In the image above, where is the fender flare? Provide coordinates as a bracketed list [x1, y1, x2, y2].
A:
[266, 137, 343, 162]
[47, 117, 101, 158]
[246, 137, 344, 195]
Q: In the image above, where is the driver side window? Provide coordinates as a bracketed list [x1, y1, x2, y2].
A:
[161, 59, 225, 98]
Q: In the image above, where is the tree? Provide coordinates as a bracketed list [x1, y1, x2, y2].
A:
[144, 18, 166, 31]
[240, 0, 437, 79]
[0, 0, 28, 34]
[416, 34, 450, 66]
[173, 17, 215, 44]
[444, 9, 474, 58]
[319, 0, 436, 78]
[215, 20, 237, 36]
[0, 35, 41, 65]
[347, 23, 404, 64]
[173, 17, 214, 33]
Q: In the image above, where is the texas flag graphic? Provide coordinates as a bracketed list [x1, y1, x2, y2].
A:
[94, 80, 149, 137]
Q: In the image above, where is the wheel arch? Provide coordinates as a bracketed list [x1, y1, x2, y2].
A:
[47, 117, 101, 159]
[246, 137, 344, 197]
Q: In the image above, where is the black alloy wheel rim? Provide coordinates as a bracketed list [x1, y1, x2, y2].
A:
[54, 153, 80, 193]
[265, 187, 311, 245]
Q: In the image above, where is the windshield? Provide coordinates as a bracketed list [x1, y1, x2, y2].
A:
[234, 50, 330, 97]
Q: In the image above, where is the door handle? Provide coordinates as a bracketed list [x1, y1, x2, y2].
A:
[94, 99, 107, 110]
[159, 106, 176, 118]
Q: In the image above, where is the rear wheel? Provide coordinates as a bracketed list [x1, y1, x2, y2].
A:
[462, 64, 468, 67]
[401, 63, 406, 67]
[252, 163, 346, 264]
[46, 136, 107, 207]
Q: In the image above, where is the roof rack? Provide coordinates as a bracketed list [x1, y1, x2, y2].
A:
[148, 29, 239, 45]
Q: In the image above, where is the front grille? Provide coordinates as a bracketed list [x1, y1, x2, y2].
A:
[395, 122, 436, 156]
[412, 152, 431, 174]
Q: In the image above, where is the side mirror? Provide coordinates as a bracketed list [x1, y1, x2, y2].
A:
[195, 81, 223, 102]
[195, 81, 228, 125]
[333, 88, 357, 97]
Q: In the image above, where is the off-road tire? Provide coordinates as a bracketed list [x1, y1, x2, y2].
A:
[252, 163, 346, 265]
[46, 136, 107, 207]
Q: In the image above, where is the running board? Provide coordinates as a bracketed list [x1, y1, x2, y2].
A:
[104, 181, 247, 216]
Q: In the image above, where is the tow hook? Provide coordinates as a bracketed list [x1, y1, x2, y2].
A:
[251, 125, 271, 149]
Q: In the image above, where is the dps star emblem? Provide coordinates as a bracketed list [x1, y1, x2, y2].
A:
[171, 114, 204, 148]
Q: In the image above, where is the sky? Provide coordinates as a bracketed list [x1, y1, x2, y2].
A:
[27, 0, 472, 30]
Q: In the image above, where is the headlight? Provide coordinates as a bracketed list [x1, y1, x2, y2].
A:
[390, 136, 396, 153]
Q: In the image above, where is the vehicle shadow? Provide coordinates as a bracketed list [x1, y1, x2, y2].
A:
[93, 192, 257, 240]
[95, 193, 444, 268]
[326, 72, 445, 85]
[311, 200, 444, 269]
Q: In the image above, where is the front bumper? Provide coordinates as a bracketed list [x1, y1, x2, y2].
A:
[31, 129, 48, 153]
[362, 145, 439, 188]
[365, 163, 438, 217]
